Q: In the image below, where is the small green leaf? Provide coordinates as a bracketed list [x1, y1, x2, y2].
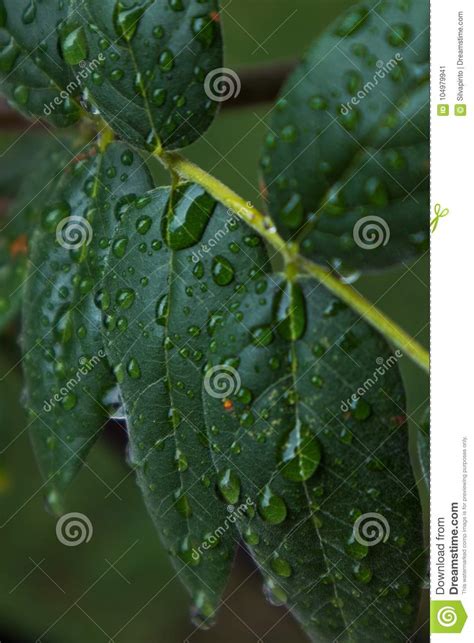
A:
[73, 0, 223, 150]
[102, 182, 269, 619]
[22, 142, 154, 508]
[204, 275, 424, 641]
[0, 0, 82, 126]
[261, 0, 429, 273]
[0, 140, 72, 332]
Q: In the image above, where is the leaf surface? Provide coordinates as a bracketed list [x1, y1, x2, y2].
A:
[22, 141, 154, 509]
[204, 275, 424, 641]
[0, 0, 82, 126]
[1, 139, 73, 332]
[261, 0, 429, 273]
[102, 182, 269, 619]
[73, 0, 223, 150]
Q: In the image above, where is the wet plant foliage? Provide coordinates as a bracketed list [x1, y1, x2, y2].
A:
[0, 1, 428, 640]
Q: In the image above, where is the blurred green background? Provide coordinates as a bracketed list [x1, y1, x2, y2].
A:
[0, 1, 429, 641]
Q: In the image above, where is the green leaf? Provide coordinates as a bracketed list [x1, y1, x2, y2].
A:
[261, 0, 429, 273]
[102, 182, 269, 619]
[0, 0, 82, 126]
[417, 407, 429, 492]
[1, 139, 73, 332]
[203, 275, 424, 640]
[73, 0, 223, 151]
[22, 142, 154, 510]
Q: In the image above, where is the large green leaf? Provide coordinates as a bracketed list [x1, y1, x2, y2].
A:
[204, 276, 424, 641]
[22, 141, 154, 509]
[261, 0, 429, 273]
[0, 0, 82, 126]
[102, 182, 269, 620]
[72, 0, 223, 150]
[0, 139, 76, 332]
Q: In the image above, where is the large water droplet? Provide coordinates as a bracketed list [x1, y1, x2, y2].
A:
[192, 15, 216, 48]
[211, 256, 235, 286]
[279, 193, 304, 229]
[353, 562, 373, 583]
[279, 419, 321, 482]
[114, 0, 148, 41]
[163, 183, 216, 250]
[273, 280, 306, 341]
[349, 398, 372, 421]
[258, 485, 287, 524]
[346, 534, 369, 560]
[22, 0, 36, 25]
[217, 468, 241, 504]
[61, 26, 88, 65]
[270, 554, 292, 577]
[387, 23, 413, 47]
[191, 591, 216, 630]
[334, 7, 369, 37]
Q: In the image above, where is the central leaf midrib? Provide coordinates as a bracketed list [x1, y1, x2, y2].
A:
[163, 246, 192, 547]
[287, 289, 352, 639]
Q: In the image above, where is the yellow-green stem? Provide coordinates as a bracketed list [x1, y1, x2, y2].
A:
[160, 150, 292, 262]
[155, 150, 430, 373]
[298, 257, 429, 372]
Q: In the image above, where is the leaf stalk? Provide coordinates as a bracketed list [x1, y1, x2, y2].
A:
[155, 149, 430, 373]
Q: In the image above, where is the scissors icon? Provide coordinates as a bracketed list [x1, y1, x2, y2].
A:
[431, 203, 449, 233]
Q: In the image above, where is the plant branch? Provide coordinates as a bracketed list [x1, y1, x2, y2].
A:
[0, 99, 39, 129]
[228, 59, 297, 108]
[160, 150, 292, 262]
[297, 257, 430, 372]
[157, 150, 430, 373]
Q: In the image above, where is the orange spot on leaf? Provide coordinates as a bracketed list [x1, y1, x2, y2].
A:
[223, 399, 233, 411]
[10, 234, 28, 257]
[392, 415, 407, 428]
[210, 11, 220, 22]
